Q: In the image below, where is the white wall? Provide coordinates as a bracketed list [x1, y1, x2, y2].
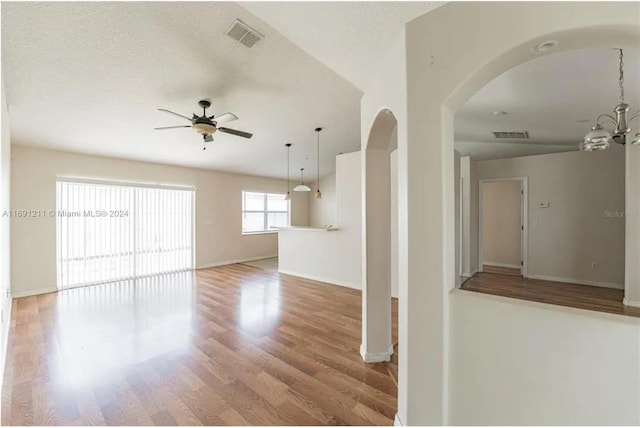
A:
[390, 149, 398, 298]
[451, 290, 640, 425]
[481, 180, 522, 267]
[474, 147, 625, 288]
[309, 173, 336, 227]
[626, 142, 640, 306]
[1, 80, 12, 387]
[279, 151, 361, 288]
[10, 145, 309, 297]
[461, 156, 479, 277]
[454, 150, 461, 285]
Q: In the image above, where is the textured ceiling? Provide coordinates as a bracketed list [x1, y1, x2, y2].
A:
[455, 48, 640, 160]
[4, 3, 638, 173]
[1, 1, 362, 179]
[241, 1, 444, 91]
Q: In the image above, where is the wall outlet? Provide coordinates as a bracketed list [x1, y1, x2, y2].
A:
[591, 262, 598, 270]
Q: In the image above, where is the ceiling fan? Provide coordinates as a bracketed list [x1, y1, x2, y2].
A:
[155, 99, 253, 149]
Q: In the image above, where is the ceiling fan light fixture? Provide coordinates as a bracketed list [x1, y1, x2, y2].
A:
[193, 122, 216, 135]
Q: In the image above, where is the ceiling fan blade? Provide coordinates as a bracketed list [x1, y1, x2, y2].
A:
[213, 112, 239, 123]
[154, 125, 192, 130]
[218, 127, 253, 139]
[158, 109, 193, 121]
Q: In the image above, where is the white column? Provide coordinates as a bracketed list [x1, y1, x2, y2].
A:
[361, 148, 393, 362]
[624, 143, 640, 306]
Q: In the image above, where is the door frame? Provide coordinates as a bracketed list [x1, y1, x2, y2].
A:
[478, 177, 528, 277]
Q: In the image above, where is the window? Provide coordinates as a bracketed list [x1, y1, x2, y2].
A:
[242, 191, 289, 234]
[56, 179, 194, 290]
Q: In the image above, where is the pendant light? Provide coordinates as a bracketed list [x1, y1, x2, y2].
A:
[581, 49, 640, 151]
[315, 127, 323, 199]
[284, 143, 292, 200]
[294, 168, 311, 192]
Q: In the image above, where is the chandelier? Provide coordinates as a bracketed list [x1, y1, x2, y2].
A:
[581, 49, 640, 151]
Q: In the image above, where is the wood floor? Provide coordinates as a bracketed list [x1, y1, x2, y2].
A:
[463, 271, 640, 318]
[2, 264, 398, 426]
[482, 264, 521, 276]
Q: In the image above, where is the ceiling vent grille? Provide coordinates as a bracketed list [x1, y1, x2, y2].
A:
[492, 131, 530, 139]
[226, 20, 264, 48]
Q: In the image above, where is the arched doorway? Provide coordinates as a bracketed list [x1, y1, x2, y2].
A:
[361, 108, 398, 363]
[360, 3, 640, 425]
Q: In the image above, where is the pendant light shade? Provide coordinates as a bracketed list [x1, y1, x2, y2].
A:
[294, 168, 311, 192]
[582, 124, 613, 151]
[284, 143, 292, 200]
[315, 127, 322, 199]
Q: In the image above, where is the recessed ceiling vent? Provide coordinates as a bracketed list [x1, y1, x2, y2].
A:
[226, 20, 264, 48]
[492, 131, 530, 139]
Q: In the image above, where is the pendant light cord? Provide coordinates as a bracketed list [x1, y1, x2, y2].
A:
[286, 144, 291, 193]
[619, 48, 624, 103]
[316, 129, 320, 189]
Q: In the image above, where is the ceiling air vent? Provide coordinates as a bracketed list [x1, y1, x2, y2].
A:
[226, 20, 264, 48]
[492, 131, 530, 139]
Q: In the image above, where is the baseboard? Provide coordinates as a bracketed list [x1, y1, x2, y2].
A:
[359, 343, 394, 363]
[11, 287, 58, 298]
[483, 262, 521, 269]
[462, 269, 478, 278]
[623, 297, 640, 308]
[278, 269, 361, 290]
[527, 274, 624, 290]
[394, 413, 404, 426]
[197, 254, 277, 270]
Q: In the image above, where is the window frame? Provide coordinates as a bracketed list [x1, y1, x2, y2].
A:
[241, 191, 290, 235]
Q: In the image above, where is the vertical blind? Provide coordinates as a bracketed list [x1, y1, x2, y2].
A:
[56, 180, 194, 290]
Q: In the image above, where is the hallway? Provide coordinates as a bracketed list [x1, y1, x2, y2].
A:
[462, 272, 640, 318]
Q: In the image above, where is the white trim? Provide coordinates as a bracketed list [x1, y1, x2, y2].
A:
[462, 269, 478, 278]
[527, 274, 624, 290]
[394, 413, 404, 426]
[359, 343, 394, 363]
[197, 255, 278, 270]
[483, 261, 521, 269]
[478, 177, 528, 277]
[12, 287, 58, 298]
[623, 297, 640, 308]
[242, 230, 279, 236]
[277, 269, 361, 290]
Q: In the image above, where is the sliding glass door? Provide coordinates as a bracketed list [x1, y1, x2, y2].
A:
[56, 180, 194, 290]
